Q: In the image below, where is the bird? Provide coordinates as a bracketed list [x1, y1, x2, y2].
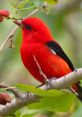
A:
[14, 17, 82, 101]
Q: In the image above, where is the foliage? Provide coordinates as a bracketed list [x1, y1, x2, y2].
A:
[9, 0, 58, 18]
[17, 84, 75, 112]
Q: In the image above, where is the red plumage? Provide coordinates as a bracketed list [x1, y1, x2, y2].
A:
[20, 39, 71, 83]
[20, 17, 82, 101]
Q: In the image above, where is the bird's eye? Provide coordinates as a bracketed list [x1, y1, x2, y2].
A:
[25, 25, 32, 30]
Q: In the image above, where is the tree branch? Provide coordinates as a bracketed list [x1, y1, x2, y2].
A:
[0, 68, 82, 116]
[0, 26, 18, 51]
[0, 8, 39, 51]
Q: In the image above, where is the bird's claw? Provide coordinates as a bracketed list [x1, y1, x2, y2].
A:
[45, 77, 57, 89]
[45, 79, 52, 89]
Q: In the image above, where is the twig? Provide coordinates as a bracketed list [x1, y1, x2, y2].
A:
[0, 26, 18, 51]
[0, 83, 21, 98]
[0, 68, 82, 116]
[26, 8, 39, 17]
[6, 87, 21, 98]
[0, 8, 39, 51]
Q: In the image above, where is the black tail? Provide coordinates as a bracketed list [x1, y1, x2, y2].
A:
[71, 83, 82, 102]
[76, 84, 82, 101]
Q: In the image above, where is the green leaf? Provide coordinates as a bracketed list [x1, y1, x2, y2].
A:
[15, 110, 21, 117]
[17, 0, 29, 9]
[16, 84, 64, 97]
[44, 0, 58, 4]
[22, 115, 31, 117]
[15, 107, 38, 117]
[17, 84, 75, 112]
[0, 88, 6, 92]
[9, 0, 22, 7]
[17, 6, 36, 12]
[33, 0, 44, 7]
[28, 93, 75, 112]
[22, 114, 35, 117]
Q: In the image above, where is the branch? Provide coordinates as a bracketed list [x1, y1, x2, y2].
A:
[0, 68, 82, 116]
[0, 26, 18, 51]
[0, 8, 39, 51]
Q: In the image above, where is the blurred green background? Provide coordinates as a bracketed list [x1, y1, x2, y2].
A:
[0, 0, 82, 117]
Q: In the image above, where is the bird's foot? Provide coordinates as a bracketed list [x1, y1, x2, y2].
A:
[37, 78, 57, 89]
[45, 77, 57, 89]
[36, 79, 52, 89]
[45, 79, 52, 89]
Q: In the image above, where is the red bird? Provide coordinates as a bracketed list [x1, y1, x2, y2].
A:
[14, 17, 82, 101]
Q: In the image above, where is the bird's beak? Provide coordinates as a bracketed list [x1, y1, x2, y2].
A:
[13, 20, 23, 28]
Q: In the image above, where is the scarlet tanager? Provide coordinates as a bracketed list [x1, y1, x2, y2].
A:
[14, 17, 82, 101]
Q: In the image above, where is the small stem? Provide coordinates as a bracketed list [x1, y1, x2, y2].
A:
[7, 17, 23, 20]
[17, 6, 36, 12]
[0, 8, 40, 51]
[27, 8, 39, 17]
[7, 87, 21, 98]
[0, 26, 18, 51]
[0, 82, 21, 98]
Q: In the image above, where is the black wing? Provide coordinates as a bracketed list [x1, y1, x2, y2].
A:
[46, 41, 75, 71]
[46, 41, 82, 99]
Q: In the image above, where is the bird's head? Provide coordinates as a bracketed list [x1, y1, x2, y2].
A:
[14, 17, 53, 43]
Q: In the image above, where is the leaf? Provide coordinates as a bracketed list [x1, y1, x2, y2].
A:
[22, 115, 31, 117]
[8, 0, 22, 7]
[28, 93, 75, 112]
[17, 84, 75, 112]
[22, 114, 35, 117]
[0, 88, 6, 92]
[16, 84, 64, 97]
[15, 111, 21, 117]
[33, 0, 44, 7]
[17, 0, 29, 9]
[14, 0, 36, 16]
[44, 0, 58, 4]
[15, 107, 38, 117]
